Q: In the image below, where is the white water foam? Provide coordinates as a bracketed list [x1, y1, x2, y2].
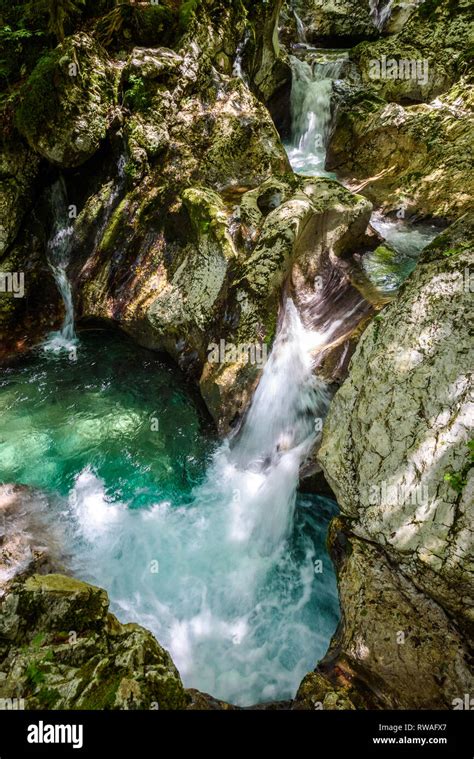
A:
[65, 300, 338, 705]
[285, 53, 347, 177]
[43, 179, 77, 355]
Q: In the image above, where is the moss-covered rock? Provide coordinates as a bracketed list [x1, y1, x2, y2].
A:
[0, 134, 40, 255]
[351, 0, 473, 103]
[0, 574, 188, 710]
[282, 0, 380, 45]
[328, 80, 474, 220]
[16, 32, 116, 167]
[310, 213, 474, 707]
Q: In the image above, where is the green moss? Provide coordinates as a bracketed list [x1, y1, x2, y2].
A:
[444, 440, 474, 495]
[37, 686, 61, 708]
[31, 632, 46, 648]
[99, 199, 127, 254]
[263, 304, 277, 347]
[15, 49, 60, 140]
[442, 243, 471, 257]
[179, 0, 201, 30]
[79, 670, 122, 709]
[134, 5, 176, 45]
[123, 74, 151, 112]
[25, 661, 46, 688]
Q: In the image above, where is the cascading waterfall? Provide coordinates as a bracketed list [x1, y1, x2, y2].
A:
[65, 298, 339, 705]
[293, 9, 307, 44]
[369, 0, 393, 30]
[44, 178, 77, 353]
[285, 49, 439, 279]
[232, 29, 250, 82]
[286, 51, 348, 176]
[227, 299, 330, 551]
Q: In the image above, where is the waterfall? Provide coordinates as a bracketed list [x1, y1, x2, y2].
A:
[44, 179, 77, 353]
[226, 298, 330, 551]
[67, 298, 338, 705]
[293, 9, 307, 44]
[286, 52, 347, 176]
[369, 0, 393, 30]
[232, 29, 250, 83]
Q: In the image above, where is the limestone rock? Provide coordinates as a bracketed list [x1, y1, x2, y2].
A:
[0, 574, 188, 710]
[312, 213, 474, 706]
[16, 33, 116, 167]
[328, 81, 474, 220]
[283, 0, 379, 44]
[352, 0, 472, 103]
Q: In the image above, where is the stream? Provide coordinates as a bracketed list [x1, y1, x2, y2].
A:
[0, 37, 442, 708]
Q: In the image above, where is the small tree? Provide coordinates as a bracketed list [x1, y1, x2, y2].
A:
[26, 0, 86, 44]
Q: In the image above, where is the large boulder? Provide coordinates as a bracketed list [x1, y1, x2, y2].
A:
[310, 213, 474, 707]
[351, 0, 472, 103]
[15, 33, 116, 167]
[326, 0, 473, 220]
[0, 574, 188, 710]
[0, 135, 40, 256]
[283, 0, 380, 44]
[328, 81, 474, 221]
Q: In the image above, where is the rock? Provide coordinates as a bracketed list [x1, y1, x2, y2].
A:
[16, 33, 116, 167]
[293, 670, 358, 710]
[0, 574, 188, 710]
[328, 80, 474, 220]
[326, 0, 473, 219]
[384, 1, 426, 34]
[282, 0, 380, 45]
[311, 213, 474, 707]
[313, 523, 473, 709]
[185, 688, 238, 710]
[0, 485, 65, 595]
[0, 135, 40, 256]
[351, 0, 473, 103]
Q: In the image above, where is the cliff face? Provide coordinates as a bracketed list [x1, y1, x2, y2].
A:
[314, 214, 474, 708]
[327, 0, 473, 220]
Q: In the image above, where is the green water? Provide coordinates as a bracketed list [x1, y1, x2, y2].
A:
[0, 328, 339, 705]
[0, 330, 212, 504]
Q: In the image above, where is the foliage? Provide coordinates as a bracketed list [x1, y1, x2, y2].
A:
[15, 49, 60, 138]
[25, 0, 86, 43]
[37, 687, 61, 708]
[179, 0, 200, 30]
[123, 74, 151, 111]
[25, 662, 46, 688]
[444, 440, 474, 494]
[0, 14, 46, 91]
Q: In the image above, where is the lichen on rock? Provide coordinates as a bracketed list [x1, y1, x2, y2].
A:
[0, 573, 188, 710]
